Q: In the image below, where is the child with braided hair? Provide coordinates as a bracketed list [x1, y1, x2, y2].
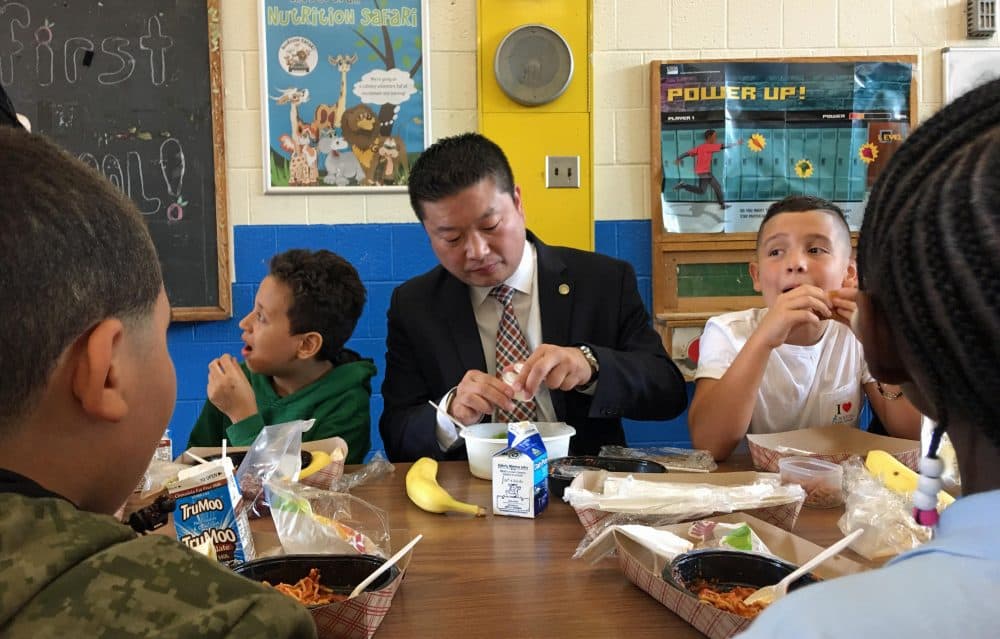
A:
[736, 78, 1000, 638]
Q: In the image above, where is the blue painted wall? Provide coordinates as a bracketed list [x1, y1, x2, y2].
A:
[167, 220, 694, 455]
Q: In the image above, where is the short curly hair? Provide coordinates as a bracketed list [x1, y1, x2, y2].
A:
[269, 249, 366, 363]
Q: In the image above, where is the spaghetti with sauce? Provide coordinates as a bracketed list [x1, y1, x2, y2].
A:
[693, 583, 768, 619]
[265, 568, 349, 606]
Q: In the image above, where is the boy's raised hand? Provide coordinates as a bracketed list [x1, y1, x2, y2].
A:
[755, 285, 833, 348]
[207, 354, 257, 424]
[829, 286, 859, 329]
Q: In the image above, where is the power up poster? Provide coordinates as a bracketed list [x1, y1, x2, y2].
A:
[657, 60, 914, 233]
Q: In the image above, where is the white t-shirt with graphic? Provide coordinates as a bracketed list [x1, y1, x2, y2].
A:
[695, 307, 873, 435]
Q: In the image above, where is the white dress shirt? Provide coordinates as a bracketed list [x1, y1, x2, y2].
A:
[435, 241, 557, 450]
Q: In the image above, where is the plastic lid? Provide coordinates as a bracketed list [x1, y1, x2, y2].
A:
[778, 456, 841, 474]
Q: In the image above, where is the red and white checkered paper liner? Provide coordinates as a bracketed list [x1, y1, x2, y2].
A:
[617, 539, 750, 639]
[309, 565, 406, 639]
[747, 439, 920, 474]
[300, 457, 346, 491]
[573, 497, 804, 540]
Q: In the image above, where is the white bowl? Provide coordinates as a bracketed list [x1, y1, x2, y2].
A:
[459, 422, 576, 480]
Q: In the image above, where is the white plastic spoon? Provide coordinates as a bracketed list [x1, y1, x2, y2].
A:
[428, 400, 465, 431]
[743, 528, 863, 606]
[348, 534, 423, 599]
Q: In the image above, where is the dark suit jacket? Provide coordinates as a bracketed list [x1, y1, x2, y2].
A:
[379, 233, 688, 462]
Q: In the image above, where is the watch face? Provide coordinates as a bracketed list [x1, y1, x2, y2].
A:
[493, 24, 574, 106]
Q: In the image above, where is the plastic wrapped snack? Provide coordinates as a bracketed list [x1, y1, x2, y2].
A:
[837, 456, 931, 560]
[600, 445, 718, 473]
[265, 480, 391, 558]
[688, 520, 772, 554]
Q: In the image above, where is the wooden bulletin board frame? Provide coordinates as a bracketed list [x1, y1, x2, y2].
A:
[175, 0, 231, 321]
[649, 57, 917, 369]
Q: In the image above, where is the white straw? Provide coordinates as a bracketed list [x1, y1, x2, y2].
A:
[184, 450, 210, 465]
[221, 439, 227, 459]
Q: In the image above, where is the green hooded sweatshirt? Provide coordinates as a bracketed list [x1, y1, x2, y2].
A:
[187, 350, 376, 464]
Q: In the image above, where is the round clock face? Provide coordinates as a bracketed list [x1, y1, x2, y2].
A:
[494, 24, 574, 106]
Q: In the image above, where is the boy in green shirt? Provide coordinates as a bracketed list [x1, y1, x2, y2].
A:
[187, 249, 376, 463]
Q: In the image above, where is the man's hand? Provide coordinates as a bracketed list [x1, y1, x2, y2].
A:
[207, 354, 257, 423]
[755, 285, 832, 349]
[509, 344, 594, 399]
[450, 369, 515, 425]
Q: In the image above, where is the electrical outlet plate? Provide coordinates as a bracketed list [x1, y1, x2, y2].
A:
[545, 155, 580, 188]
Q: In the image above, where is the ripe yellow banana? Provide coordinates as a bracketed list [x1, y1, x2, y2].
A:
[406, 457, 486, 516]
[865, 450, 954, 508]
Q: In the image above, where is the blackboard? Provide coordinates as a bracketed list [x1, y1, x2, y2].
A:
[1, 0, 230, 320]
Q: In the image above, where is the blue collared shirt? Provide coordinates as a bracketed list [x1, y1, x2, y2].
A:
[735, 489, 1000, 638]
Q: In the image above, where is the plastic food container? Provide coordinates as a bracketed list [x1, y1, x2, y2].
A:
[778, 456, 844, 509]
[459, 422, 576, 480]
[548, 455, 667, 500]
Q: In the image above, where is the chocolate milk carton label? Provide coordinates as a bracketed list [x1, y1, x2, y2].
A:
[492, 423, 549, 518]
[167, 458, 255, 567]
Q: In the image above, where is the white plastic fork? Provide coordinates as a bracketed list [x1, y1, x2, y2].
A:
[743, 528, 863, 606]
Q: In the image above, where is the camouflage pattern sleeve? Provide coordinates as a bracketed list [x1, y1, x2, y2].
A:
[0, 494, 316, 638]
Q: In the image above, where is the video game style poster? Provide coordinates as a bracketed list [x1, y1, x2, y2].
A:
[259, 0, 429, 192]
[658, 60, 913, 232]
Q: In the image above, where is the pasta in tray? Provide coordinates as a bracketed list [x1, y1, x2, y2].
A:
[265, 568, 349, 606]
[693, 582, 768, 619]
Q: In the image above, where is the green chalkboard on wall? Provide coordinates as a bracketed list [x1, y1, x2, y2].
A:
[2, 0, 230, 320]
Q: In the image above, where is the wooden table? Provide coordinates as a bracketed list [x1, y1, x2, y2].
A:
[340, 459, 858, 638]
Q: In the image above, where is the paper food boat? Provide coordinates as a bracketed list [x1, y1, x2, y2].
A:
[306, 554, 409, 639]
[746, 424, 920, 472]
[615, 513, 865, 639]
[244, 524, 409, 639]
[180, 436, 348, 490]
[567, 470, 806, 537]
[236, 552, 410, 639]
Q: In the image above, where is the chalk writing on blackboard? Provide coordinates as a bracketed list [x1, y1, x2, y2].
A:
[2, 0, 230, 321]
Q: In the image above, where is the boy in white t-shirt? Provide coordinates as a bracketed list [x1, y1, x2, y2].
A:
[688, 195, 921, 460]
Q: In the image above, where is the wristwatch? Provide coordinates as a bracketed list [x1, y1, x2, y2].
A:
[576, 344, 600, 388]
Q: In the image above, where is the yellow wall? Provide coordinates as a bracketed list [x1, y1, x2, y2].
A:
[478, 1, 593, 250]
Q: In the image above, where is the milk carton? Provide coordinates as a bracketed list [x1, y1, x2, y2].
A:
[492, 422, 549, 518]
[167, 458, 255, 567]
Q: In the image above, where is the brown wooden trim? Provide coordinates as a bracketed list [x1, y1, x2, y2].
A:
[174, 0, 232, 322]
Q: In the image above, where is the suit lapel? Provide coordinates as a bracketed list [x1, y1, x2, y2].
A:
[532, 233, 571, 418]
[437, 272, 488, 375]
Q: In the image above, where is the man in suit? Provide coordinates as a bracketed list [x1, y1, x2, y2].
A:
[380, 133, 688, 462]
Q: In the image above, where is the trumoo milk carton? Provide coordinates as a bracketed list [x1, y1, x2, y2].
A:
[492, 422, 549, 518]
[167, 457, 255, 567]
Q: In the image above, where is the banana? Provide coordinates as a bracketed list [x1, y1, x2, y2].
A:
[865, 450, 954, 509]
[406, 457, 486, 516]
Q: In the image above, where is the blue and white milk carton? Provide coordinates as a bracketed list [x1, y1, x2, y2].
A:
[167, 457, 255, 567]
[492, 422, 549, 518]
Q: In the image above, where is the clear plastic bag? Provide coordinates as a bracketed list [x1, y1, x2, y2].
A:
[599, 445, 718, 473]
[331, 451, 395, 491]
[235, 419, 314, 518]
[838, 456, 932, 560]
[265, 480, 391, 557]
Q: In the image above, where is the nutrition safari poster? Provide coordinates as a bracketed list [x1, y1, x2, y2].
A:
[656, 59, 914, 233]
[259, 0, 430, 192]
